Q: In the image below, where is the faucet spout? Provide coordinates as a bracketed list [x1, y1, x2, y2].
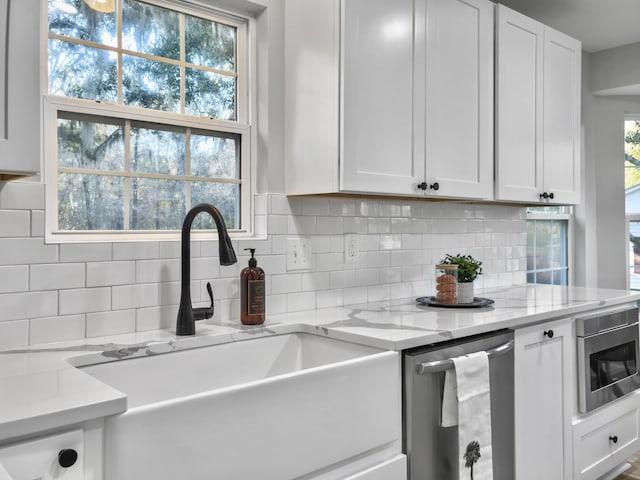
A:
[176, 203, 237, 336]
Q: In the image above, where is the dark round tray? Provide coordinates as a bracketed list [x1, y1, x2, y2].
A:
[416, 296, 495, 308]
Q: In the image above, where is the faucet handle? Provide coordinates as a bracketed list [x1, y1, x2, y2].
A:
[193, 282, 214, 321]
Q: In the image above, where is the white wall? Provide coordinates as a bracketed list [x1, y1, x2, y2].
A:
[575, 46, 640, 289]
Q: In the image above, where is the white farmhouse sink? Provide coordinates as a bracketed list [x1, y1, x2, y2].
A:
[79, 333, 401, 480]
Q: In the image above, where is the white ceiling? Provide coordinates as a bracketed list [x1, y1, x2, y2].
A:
[497, 0, 640, 53]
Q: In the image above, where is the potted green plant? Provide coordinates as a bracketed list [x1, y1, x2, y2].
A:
[440, 254, 483, 303]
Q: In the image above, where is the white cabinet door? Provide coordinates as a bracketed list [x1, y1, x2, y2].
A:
[543, 26, 582, 205]
[495, 5, 581, 205]
[514, 319, 573, 480]
[495, 5, 544, 203]
[340, 0, 419, 195]
[0, 0, 40, 180]
[418, 0, 494, 199]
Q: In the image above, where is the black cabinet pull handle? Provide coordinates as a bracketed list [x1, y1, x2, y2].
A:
[430, 182, 440, 191]
[543, 330, 554, 338]
[610, 435, 618, 444]
[540, 192, 555, 200]
[418, 182, 428, 191]
[58, 449, 78, 468]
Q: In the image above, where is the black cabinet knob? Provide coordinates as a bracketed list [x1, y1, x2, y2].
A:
[58, 449, 78, 468]
[430, 182, 440, 191]
[549, 192, 555, 199]
[418, 182, 428, 191]
[543, 330, 554, 338]
[539, 192, 555, 200]
[610, 435, 618, 444]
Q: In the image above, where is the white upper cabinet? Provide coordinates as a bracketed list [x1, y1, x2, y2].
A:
[495, 5, 581, 204]
[0, 0, 41, 180]
[340, 0, 418, 195]
[285, 0, 494, 200]
[418, 0, 494, 199]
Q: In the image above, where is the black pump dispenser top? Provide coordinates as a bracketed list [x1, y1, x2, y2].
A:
[245, 248, 257, 268]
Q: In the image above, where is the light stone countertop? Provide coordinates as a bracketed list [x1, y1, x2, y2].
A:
[1, 284, 639, 443]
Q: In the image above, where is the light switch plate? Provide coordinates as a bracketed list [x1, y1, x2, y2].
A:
[286, 237, 312, 271]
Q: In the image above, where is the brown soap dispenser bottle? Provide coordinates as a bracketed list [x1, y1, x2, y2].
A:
[240, 248, 265, 325]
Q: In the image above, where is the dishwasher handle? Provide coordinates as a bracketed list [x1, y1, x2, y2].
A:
[415, 339, 514, 375]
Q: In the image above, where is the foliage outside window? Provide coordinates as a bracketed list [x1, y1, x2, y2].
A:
[625, 119, 640, 289]
[46, 0, 249, 236]
[527, 207, 571, 286]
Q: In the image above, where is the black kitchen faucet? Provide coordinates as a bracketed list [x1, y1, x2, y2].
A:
[176, 203, 237, 336]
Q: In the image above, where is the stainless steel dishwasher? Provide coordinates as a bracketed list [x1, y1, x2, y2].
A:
[403, 329, 515, 480]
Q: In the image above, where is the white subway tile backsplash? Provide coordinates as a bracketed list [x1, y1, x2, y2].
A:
[31, 210, 45, 237]
[31, 263, 85, 291]
[316, 216, 343, 234]
[302, 272, 331, 292]
[317, 289, 343, 308]
[86, 310, 136, 337]
[113, 242, 160, 260]
[0, 320, 29, 349]
[136, 259, 180, 284]
[0, 291, 58, 321]
[0, 182, 45, 210]
[271, 273, 302, 295]
[329, 198, 355, 217]
[288, 215, 316, 235]
[0, 266, 28, 293]
[30, 314, 85, 345]
[300, 197, 330, 216]
[136, 305, 178, 332]
[0, 191, 528, 346]
[0, 238, 58, 265]
[112, 283, 158, 310]
[0, 210, 31, 237]
[286, 291, 316, 312]
[60, 243, 112, 263]
[60, 287, 111, 315]
[86, 261, 135, 287]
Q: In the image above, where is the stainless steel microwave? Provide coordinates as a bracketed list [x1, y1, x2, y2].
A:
[576, 304, 640, 413]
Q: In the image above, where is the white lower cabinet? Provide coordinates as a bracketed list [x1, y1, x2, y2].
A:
[0, 429, 85, 480]
[573, 392, 640, 480]
[514, 318, 573, 480]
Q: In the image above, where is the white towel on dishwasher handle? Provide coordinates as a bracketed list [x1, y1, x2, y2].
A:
[441, 351, 494, 480]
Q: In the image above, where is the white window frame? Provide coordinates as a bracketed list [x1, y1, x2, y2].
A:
[43, 0, 255, 243]
[526, 208, 574, 286]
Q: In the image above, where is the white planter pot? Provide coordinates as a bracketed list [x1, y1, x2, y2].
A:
[458, 282, 474, 304]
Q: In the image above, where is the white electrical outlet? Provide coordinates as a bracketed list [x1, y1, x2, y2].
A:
[345, 235, 359, 264]
[287, 237, 312, 271]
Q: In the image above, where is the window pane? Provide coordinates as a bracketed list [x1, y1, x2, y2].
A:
[130, 178, 185, 230]
[534, 222, 552, 270]
[123, 55, 180, 112]
[630, 221, 640, 290]
[48, 39, 117, 101]
[191, 182, 239, 229]
[122, 0, 180, 59]
[130, 124, 185, 175]
[58, 173, 124, 230]
[57, 114, 125, 171]
[48, 0, 117, 47]
[185, 68, 236, 119]
[185, 16, 236, 71]
[190, 132, 238, 178]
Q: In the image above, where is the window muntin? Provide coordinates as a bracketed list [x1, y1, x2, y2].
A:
[527, 207, 571, 286]
[46, 0, 249, 238]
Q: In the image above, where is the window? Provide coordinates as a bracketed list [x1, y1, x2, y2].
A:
[625, 118, 640, 289]
[45, 0, 250, 239]
[527, 207, 572, 286]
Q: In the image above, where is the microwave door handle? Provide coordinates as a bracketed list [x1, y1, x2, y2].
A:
[415, 339, 514, 375]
